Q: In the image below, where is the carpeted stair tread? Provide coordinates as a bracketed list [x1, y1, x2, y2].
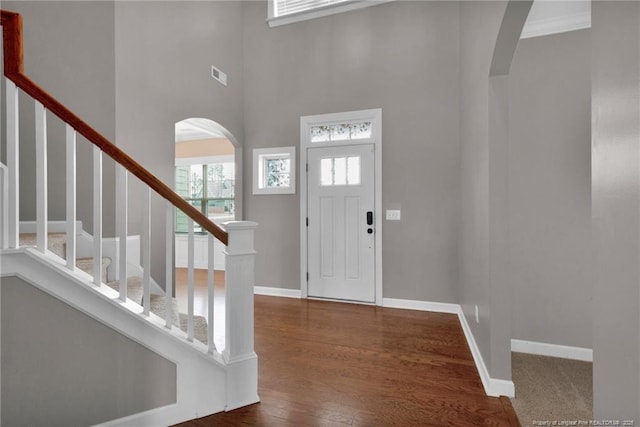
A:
[19, 232, 67, 257]
[106, 276, 144, 305]
[150, 294, 181, 328]
[76, 257, 111, 282]
[106, 277, 201, 341]
[20, 233, 111, 282]
[180, 315, 209, 345]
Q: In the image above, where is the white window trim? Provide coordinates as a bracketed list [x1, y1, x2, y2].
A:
[253, 146, 296, 195]
[267, 0, 395, 28]
[300, 108, 383, 305]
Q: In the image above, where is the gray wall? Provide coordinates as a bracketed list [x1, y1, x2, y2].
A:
[2, 1, 246, 286]
[458, 0, 508, 380]
[114, 1, 245, 287]
[8, 6, 629, 416]
[1, 276, 176, 425]
[4, 1, 116, 236]
[509, 29, 592, 348]
[591, 1, 640, 420]
[243, 1, 461, 301]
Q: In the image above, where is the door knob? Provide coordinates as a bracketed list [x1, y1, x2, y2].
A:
[366, 211, 373, 225]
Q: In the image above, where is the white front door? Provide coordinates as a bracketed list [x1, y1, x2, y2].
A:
[307, 144, 375, 302]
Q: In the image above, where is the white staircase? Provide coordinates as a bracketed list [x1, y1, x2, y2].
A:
[0, 10, 259, 426]
[19, 231, 208, 342]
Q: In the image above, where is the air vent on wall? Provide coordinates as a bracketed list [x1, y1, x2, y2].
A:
[211, 65, 227, 86]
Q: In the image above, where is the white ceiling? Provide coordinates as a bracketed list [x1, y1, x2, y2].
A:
[175, 118, 226, 143]
[521, 1, 591, 39]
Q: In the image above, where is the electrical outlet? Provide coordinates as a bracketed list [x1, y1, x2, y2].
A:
[386, 210, 401, 221]
[475, 305, 479, 324]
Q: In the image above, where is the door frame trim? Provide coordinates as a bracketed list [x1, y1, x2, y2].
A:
[299, 108, 383, 305]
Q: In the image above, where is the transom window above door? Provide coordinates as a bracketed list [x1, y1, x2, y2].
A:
[310, 121, 372, 143]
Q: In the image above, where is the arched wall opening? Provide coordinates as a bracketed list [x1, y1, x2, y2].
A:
[174, 118, 243, 226]
[173, 118, 243, 273]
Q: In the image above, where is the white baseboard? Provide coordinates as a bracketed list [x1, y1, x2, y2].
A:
[382, 297, 514, 397]
[511, 339, 593, 362]
[456, 307, 515, 397]
[254, 286, 301, 299]
[382, 298, 460, 314]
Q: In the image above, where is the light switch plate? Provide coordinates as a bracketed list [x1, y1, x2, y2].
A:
[386, 210, 401, 220]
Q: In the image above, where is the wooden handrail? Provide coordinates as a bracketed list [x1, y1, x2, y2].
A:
[0, 10, 228, 245]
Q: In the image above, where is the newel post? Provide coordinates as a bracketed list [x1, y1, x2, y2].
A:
[223, 221, 259, 410]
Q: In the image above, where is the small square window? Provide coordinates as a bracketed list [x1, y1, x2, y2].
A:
[253, 147, 296, 195]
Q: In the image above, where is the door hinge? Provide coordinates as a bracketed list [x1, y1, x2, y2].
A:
[306, 272, 309, 281]
[306, 163, 309, 172]
[306, 217, 309, 227]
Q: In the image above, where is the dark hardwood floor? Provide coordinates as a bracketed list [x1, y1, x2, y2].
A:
[175, 290, 520, 426]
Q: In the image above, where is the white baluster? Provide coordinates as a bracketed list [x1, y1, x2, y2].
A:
[93, 146, 102, 285]
[187, 219, 194, 342]
[65, 125, 76, 270]
[6, 81, 19, 249]
[208, 233, 215, 354]
[165, 202, 175, 329]
[142, 187, 151, 315]
[35, 101, 47, 254]
[1, 164, 8, 249]
[117, 165, 128, 302]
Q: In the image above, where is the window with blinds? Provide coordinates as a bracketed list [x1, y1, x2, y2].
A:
[274, 0, 352, 17]
[268, 0, 389, 27]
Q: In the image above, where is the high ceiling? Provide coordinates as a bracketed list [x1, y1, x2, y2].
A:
[173, 2, 591, 138]
[522, 1, 591, 39]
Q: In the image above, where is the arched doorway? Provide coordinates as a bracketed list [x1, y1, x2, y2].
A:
[174, 118, 242, 227]
[173, 117, 242, 271]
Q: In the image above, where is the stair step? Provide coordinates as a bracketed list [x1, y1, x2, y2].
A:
[107, 276, 208, 344]
[76, 257, 111, 283]
[107, 276, 144, 305]
[19, 232, 66, 258]
[180, 316, 209, 345]
[19, 233, 111, 282]
[149, 294, 181, 328]
[19, 233, 209, 344]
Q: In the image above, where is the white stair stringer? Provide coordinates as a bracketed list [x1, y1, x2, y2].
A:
[1, 248, 232, 426]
